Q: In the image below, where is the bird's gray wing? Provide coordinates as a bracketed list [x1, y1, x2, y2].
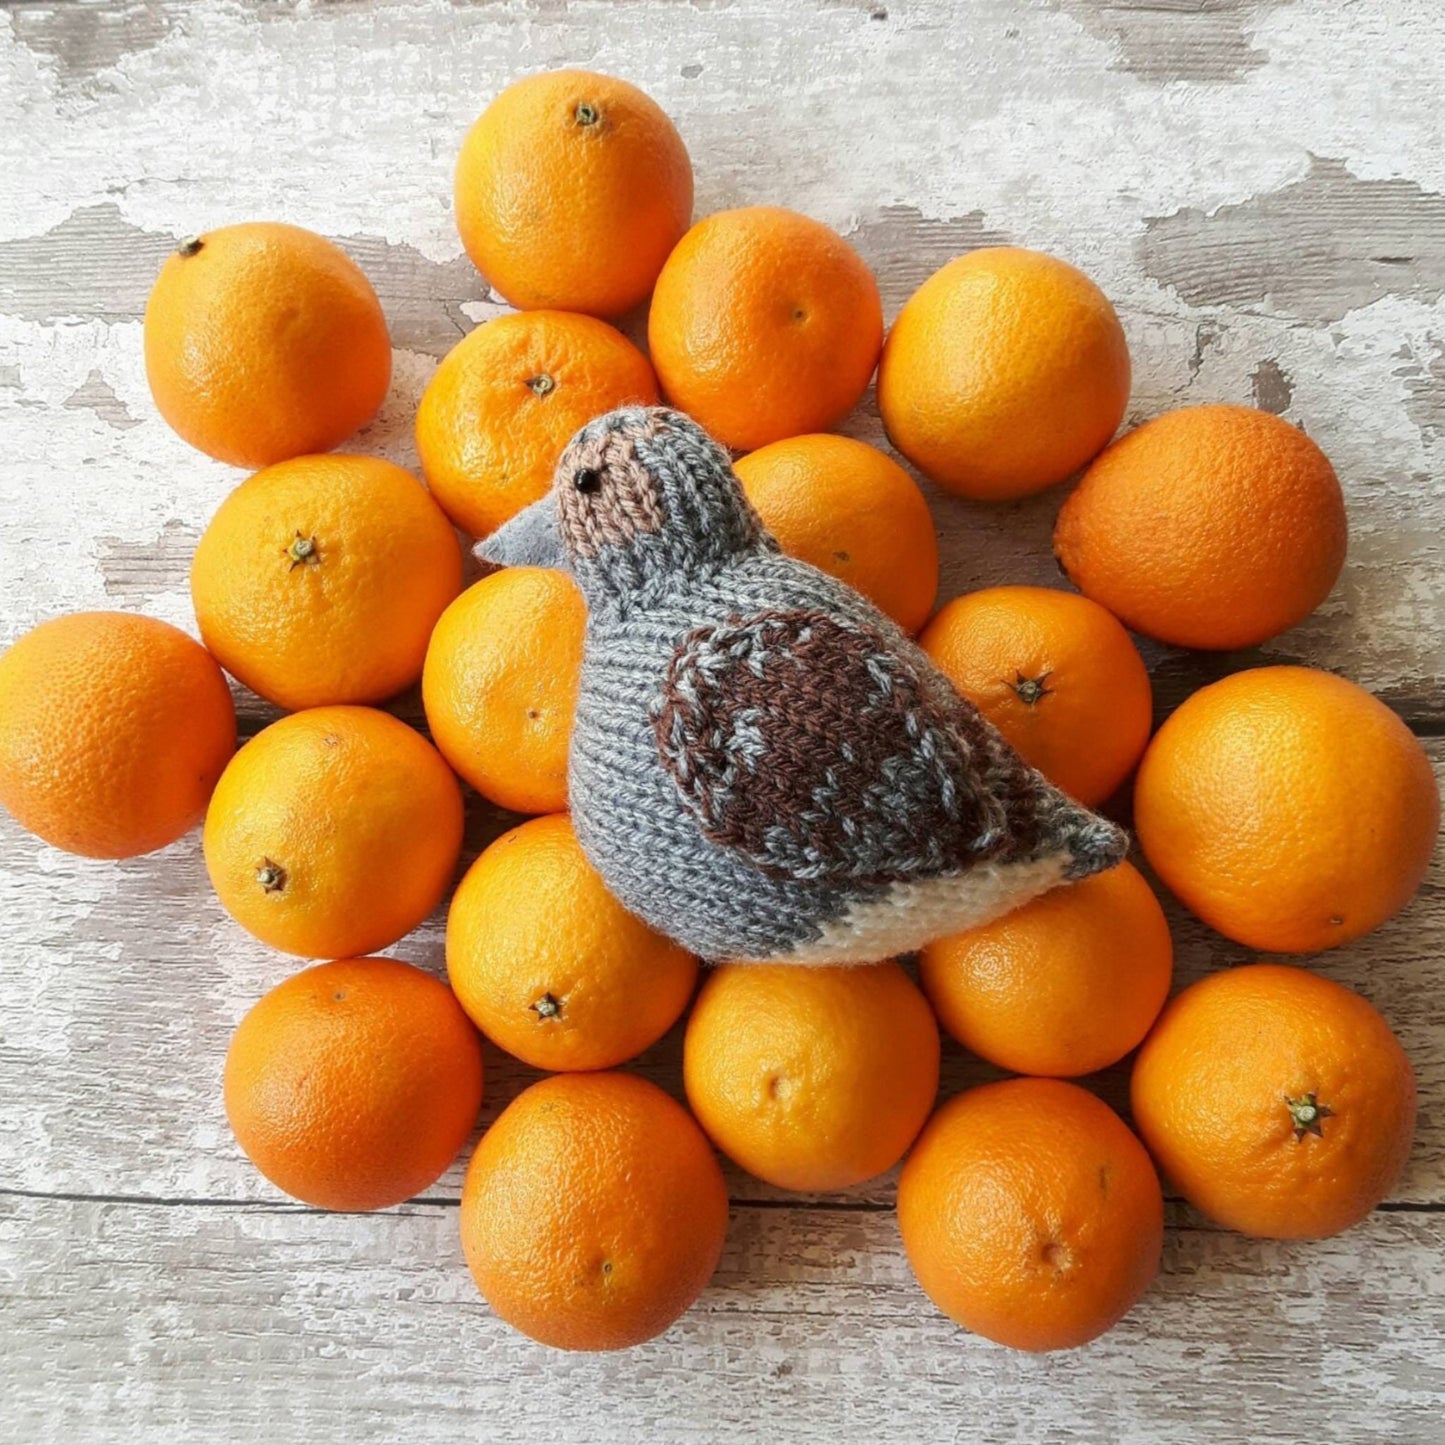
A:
[649, 607, 1028, 885]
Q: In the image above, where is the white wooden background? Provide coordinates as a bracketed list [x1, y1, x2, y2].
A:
[2, 1, 1443, 1441]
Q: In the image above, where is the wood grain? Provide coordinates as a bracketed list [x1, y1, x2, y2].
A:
[2, 0, 1444, 1438]
[3, 1196, 1442, 1445]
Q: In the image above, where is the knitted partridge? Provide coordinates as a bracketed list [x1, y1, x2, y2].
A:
[479, 407, 1128, 964]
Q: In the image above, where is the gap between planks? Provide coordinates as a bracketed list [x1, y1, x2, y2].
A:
[2, 1185, 1441, 1218]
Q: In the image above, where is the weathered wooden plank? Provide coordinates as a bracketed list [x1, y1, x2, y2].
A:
[0, 200, 1442, 727]
[1, 743, 1440, 1210]
[1, 1193, 1441, 1445]
[1, 2, 1443, 722]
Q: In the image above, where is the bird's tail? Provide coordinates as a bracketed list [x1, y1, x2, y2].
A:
[1054, 804, 1130, 880]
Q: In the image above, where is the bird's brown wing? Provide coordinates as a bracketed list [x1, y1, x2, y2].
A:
[649, 608, 1020, 885]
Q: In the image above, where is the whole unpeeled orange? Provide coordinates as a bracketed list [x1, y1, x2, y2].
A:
[878, 247, 1130, 500]
[1134, 666, 1438, 952]
[1131, 963, 1416, 1238]
[648, 206, 884, 451]
[683, 962, 939, 1191]
[920, 862, 1172, 1078]
[144, 222, 392, 468]
[204, 706, 464, 958]
[191, 454, 462, 710]
[459, 1072, 729, 1351]
[0, 612, 235, 858]
[920, 584, 1152, 805]
[416, 310, 659, 538]
[898, 1078, 1163, 1352]
[422, 568, 585, 815]
[447, 814, 697, 1071]
[225, 956, 484, 1211]
[1054, 404, 1347, 649]
[733, 434, 939, 633]
[455, 70, 693, 317]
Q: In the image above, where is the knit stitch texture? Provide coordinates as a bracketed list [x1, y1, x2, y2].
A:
[479, 406, 1128, 964]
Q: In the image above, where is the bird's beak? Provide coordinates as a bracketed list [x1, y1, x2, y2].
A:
[473, 497, 570, 573]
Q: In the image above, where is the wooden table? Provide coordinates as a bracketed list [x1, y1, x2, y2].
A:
[2, 1, 1442, 1440]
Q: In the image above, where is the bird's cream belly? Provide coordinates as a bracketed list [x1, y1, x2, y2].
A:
[761, 852, 1070, 965]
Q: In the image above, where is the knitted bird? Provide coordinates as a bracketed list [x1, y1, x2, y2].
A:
[479, 406, 1128, 964]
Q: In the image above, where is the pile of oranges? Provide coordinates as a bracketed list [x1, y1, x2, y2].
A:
[0, 70, 1437, 1356]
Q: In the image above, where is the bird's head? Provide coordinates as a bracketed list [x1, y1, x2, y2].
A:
[475, 407, 770, 611]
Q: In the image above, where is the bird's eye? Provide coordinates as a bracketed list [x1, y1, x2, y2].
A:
[574, 468, 602, 494]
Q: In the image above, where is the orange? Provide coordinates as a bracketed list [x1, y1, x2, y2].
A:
[0, 612, 234, 858]
[898, 1078, 1163, 1352]
[191, 454, 462, 710]
[447, 814, 697, 1070]
[877, 247, 1130, 501]
[733, 434, 939, 633]
[144, 222, 391, 468]
[1054, 405, 1348, 649]
[455, 70, 692, 318]
[919, 585, 1152, 805]
[459, 1072, 729, 1350]
[225, 957, 484, 1211]
[422, 568, 585, 814]
[1135, 666, 1438, 952]
[919, 862, 1172, 1078]
[648, 206, 884, 451]
[203, 706, 464, 958]
[683, 962, 939, 1191]
[1131, 964, 1416, 1238]
[416, 311, 659, 538]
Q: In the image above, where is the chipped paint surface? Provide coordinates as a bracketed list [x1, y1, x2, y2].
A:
[1, 1, 1444, 1439]
[1052, 0, 1278, 84]
[1139, 156, 1445, 324]
[1249, 356, 1295, 414]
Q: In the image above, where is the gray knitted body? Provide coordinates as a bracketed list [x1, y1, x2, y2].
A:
[479, 406, 1127, 965]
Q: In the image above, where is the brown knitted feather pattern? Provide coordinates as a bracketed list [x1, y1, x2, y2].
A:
[650, 609, 1016, 885]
